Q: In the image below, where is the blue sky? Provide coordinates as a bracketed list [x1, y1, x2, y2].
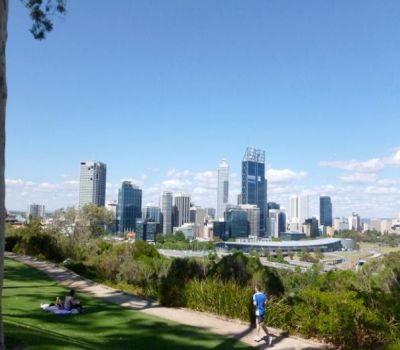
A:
[6, 0, 400, 217]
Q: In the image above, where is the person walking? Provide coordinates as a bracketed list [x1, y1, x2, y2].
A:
[253, 283, 272, 345]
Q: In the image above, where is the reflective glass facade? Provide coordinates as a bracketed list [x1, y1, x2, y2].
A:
[117, 181, 142, 233]
[241, 147, 266, 236]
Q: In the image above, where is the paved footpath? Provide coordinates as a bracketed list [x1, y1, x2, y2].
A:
[6, 252, 328, 350]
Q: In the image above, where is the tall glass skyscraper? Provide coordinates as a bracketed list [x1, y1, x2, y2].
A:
[241, 147, 267, 237]
[217, 159, 229, 220]
[224, 208, 249, 238]
[320, 196, 333, 227]
[117, 181, 142, 233]
[79, 161, 107, 207]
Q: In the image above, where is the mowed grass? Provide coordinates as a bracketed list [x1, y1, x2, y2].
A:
[3, 258, 251, 350]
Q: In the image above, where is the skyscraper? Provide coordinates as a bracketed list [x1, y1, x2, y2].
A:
[289, 194, 309, 230]
[239, 204, 260, 237]
[79, 161, 107, 207]
[217, 159, 229, 220]
[117, 181, 142, 233]
[28, 204, 45, 221]
[174, 193, 191, 227]
[224, 207, 249, 238]
[319, 196, 333, 227]
[143, 203, 161, 223]
[160, 191, 173, 234]
[241, 147, 267, 236]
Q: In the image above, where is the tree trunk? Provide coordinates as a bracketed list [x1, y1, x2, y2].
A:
[0, 0, 7, 349]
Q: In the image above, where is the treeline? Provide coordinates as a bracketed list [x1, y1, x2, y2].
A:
[336, 229, 400, 247]
[5, 221, 400, 349]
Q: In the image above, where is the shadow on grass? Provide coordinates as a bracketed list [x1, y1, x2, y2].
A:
[4, 258, 251, 350]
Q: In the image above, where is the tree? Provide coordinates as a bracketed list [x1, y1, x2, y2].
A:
[75, 204, 114, 238]
[0, 1, 65, 347]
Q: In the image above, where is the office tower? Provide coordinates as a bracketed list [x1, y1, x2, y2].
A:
[348, 212, 361, 231]
[213, 221, 226, 239]
[143, 203, 161, 223]
[174, 193, 191, 227]
[241, 147, 267, 236]
[190, 206, 205, 238]
[320, 196, 333, 227]
[267, 202, 280, 210]
[237, 194, 242, 205]
[304, 217, 319, 238]
[334, 217, 349, 231]
[239, 204, 260, 237]
[217, 159, 229, 220]
[79, 161, 107, 207]
[160, 191, 173, 234]
[289, 195, 309, 224]
[204, 208, 216, 219]
[225, 207, 249, 238]
[117, 181, 142, 233]
[28, 204, 45, 221]
[268, 209, 286, 238]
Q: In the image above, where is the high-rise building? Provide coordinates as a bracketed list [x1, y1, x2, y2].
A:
[241, 147, 267, 236]
[268, 209, 286, 238]
[28, 204, 45, 221]
[239, 204, 260, 237]
[303, 217, 319, 238]
[217, 159, 229, 220]
[289, 195, 309, 229]
[79, 161, 107, 207]
[174, 193, 191, 227]
[160, 191, 173, 234]
[204, 207, 216, 219]
[225, 207, 249, 238]
[349, 212, 361, 231]
[333, 217, 349, 231]
[190, 206, 206, 239]
[117, 181, 142, 233]
[143, 203, 161, 223]
[320, 196, 333, 227]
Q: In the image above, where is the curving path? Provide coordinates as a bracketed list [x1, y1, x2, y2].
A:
[5, 252, 327, 350]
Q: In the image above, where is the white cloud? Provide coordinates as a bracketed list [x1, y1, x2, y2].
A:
[267, 169, 308, 183]
[340, 173, 378, 184]
[319, 158, 385, 172]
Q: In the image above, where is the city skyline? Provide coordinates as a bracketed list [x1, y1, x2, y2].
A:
[6, 147, 400, 220]
[6, 1, 400, 218]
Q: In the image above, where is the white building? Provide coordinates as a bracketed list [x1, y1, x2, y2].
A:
[173, 223, 194, 240]
[381, 219, 393, 234]
[217, 159, 229, 220]
[160, 191, 173, 234]
[79, 161, 107, 207]
[348, 213, 361, 231]
[268, 209, 283, 239]
[333, 217, 349, 231]
[289, 195, 309, 230]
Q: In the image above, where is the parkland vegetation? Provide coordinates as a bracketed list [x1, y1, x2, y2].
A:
[5, 211, 400, 349]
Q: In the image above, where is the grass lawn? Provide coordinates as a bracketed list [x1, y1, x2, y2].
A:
[3, 258, 251, 350]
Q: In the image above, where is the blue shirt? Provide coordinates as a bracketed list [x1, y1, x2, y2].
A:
[253, 291, 267, 316]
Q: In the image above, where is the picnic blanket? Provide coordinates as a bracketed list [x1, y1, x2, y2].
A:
[41, 304, 79, 315]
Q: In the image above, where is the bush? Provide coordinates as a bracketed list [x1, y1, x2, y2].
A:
[290, 288, 392, 349]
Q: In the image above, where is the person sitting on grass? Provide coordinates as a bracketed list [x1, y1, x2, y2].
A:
[64, 289, 83, 312]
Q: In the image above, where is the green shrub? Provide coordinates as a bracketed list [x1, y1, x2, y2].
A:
[290, 288, 392, 349]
